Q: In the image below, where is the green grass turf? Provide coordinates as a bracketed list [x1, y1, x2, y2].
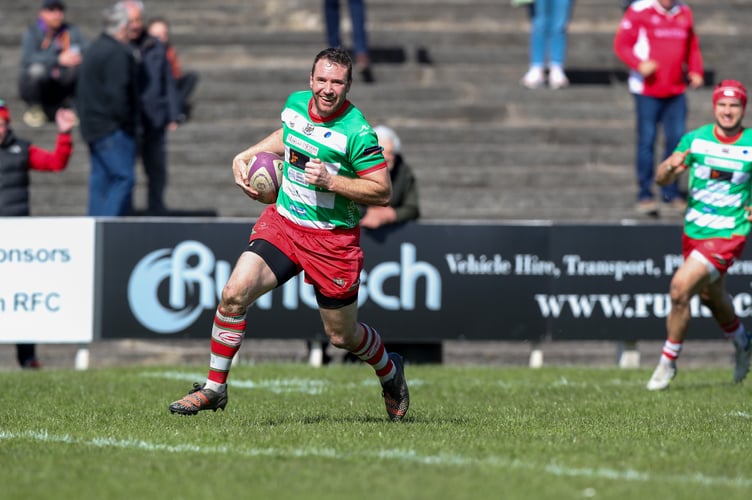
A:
[1, 363, 751, 500]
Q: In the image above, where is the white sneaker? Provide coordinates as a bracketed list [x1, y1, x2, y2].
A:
[521, 67, 545, 89]
[548, 68, 569, 89]
[647, 361, 677, 391]
[733, 331, 751, 383]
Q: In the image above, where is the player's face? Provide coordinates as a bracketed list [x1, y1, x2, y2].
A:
[714, 97, 744, 134]
[309, 59, 351, 119]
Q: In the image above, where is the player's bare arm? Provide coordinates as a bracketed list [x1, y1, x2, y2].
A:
[233, 128, 284, 198]
[305, 158, 391, 206]
[656, 149, 689, 186]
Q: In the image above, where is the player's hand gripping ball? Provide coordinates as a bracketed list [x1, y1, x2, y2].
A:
[245, 152, 284, 204]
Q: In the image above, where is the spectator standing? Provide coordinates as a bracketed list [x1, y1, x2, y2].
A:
[76, 2, 138, 216]
[646, 80, 752, 390]
[0, 100, 77, 369]
[323, 0, 374, 83]
[168, 48, 409, 422]
[19, 0, 87, 127]
[520, 0, 574, 90]
[614, 0, 704, 216]
[147, 16, 199, 124]
[360, 124, 420, 229]
[125, 1, 180, 216]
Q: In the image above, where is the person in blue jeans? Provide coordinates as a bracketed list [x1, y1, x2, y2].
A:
[323, 0, 374, 82]
[613, 0, 704, 216]
[75, 2, 138, 216]
[520, 0, 574, 90]
[634, 93, 686, 210]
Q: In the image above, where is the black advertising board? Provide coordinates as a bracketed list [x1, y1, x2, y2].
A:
[98, 220, 752, 342]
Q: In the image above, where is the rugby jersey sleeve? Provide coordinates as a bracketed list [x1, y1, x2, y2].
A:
[349, 127, 387, 177]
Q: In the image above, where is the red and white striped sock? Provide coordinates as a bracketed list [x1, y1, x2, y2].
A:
[660, 339, 682, 364]
[205, 307, 247, 392]
[351, 322, 395, 383]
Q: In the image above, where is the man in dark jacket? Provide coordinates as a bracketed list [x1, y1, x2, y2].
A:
[125, 0, 180, 215]
[19, 0, 88, 127]
[76, 2, 138, 216]
[0, 99, 76, 368]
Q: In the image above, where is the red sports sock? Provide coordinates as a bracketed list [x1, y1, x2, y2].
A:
[207, 307, 246, 386]
[351, 322, 395, 383]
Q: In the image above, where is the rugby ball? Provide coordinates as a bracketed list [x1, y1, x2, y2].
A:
[245, 152, 284, 204]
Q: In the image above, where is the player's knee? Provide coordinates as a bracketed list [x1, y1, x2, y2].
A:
[669, 284, 692, 308]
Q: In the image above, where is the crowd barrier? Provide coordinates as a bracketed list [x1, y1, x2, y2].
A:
[4, 217, 752, 368]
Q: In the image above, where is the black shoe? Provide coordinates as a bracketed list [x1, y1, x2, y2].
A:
[381, 353, 409, 421]
[360, 66, 375, 84]
[169, 383, 228, 415]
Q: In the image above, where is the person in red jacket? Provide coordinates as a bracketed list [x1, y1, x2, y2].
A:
[0, 99, 76, 368]
[613, 0, 704, 216]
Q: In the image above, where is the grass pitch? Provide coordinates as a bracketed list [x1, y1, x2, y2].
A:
[2, 362, 751, 500]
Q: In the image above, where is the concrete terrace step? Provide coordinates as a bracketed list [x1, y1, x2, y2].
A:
[1, 0, 747, 223]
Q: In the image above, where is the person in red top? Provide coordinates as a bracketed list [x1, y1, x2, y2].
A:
[0, 99, 76, 368]
[613, 0, 704, 216]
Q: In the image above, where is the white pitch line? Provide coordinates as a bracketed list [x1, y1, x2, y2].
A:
[1, 430, 750, 490]
[147, 371, 425, 394]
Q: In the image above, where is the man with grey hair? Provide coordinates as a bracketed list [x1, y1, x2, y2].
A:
[360, 124, 420, 229]
[75, 2, 138, 216]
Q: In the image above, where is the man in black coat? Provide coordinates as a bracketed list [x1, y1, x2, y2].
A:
[76, 1, 138, 216]
[124, 1, 180, 215]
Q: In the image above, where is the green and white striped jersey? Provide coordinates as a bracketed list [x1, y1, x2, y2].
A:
[680, 124, 752, 239]
[276, 90, 386, 230]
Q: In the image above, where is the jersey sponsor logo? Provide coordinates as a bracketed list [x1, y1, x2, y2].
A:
[282, 107, 348, 153]
[710, 169, 734, 181]
[692, 138, 752, 163]
[704, 156, 744, 171]
[654, 28, 688, 40]
[289, 148, 310, 169]
[282, 107, 303, 129]
[287, 135, 319, 156]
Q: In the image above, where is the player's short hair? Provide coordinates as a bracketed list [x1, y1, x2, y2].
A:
[311, 48, 353, 84]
